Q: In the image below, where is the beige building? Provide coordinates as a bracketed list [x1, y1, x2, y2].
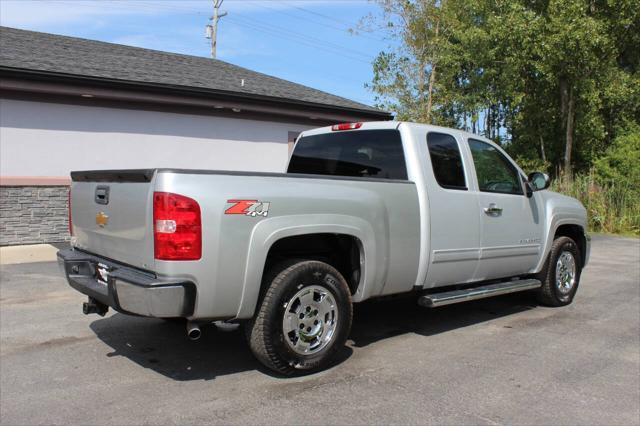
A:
[0, 26, 390, 245]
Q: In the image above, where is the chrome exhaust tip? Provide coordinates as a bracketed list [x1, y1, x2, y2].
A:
[186, 322, 201, 340]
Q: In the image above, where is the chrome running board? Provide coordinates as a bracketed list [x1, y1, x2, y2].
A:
[418, 279, 541, 308]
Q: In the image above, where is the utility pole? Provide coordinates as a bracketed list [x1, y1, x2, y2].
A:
[205, 0, 227, 59]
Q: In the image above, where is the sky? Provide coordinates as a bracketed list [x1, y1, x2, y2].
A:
[0, 0, 392, 107]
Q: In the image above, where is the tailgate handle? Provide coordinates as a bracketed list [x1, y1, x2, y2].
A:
[95, 186, 110, 205]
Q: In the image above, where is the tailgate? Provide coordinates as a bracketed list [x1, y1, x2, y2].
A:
[70, 170, 156, 270]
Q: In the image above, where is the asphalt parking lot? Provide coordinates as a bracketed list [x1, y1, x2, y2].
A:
[1, 235, 639, 425]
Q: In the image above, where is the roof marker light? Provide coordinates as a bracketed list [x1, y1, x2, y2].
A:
[331, 122, 363, 131]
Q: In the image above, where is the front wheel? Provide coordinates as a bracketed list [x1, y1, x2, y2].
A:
[536, 236, 582, 306]
[246, 260, 353, 375]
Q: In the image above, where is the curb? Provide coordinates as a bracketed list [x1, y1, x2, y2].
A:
[0, 244, 60, 265]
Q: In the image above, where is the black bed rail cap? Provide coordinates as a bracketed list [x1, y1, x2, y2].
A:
[70, 169, 155, 183]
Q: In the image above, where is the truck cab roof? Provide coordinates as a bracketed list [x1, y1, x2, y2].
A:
[299, 121, 496, 147]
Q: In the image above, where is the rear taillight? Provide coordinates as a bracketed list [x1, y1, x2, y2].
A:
[68, 188, 73, 236]
[153, 192, 201, 261]
[331, 122, 363, 131]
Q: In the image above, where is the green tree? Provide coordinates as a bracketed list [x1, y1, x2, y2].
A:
[369, 0, 640, 175]
[368, 0, 447, 124]
[593, 122, 640, 195]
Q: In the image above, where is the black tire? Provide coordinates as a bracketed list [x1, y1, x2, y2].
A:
[536, 236, 582, 306]
[246, 260, 353, 375]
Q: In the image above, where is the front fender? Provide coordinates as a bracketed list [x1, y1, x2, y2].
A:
[234, 214, 384, 319]
[534, 191, 588, 273]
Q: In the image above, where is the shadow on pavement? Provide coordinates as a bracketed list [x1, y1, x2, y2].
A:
[350, 291, 537, 348]
[89, 292, 537, 381]
[90, 315, 260, 381]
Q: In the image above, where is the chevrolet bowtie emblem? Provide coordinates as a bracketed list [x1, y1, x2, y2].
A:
[95, 211, 109, 227]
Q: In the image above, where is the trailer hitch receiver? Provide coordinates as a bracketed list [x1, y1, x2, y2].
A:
[83, 297, 109, 316]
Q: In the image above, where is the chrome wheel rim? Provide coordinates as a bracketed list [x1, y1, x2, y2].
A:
[555, 251, 576, 295]
[282, 285, 338, 356]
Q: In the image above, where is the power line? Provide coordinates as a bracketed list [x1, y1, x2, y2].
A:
[279, 1, 373, 32]
[101, 1, 376, 62]
[43, 0, 376, 65]
[224, 17, 371, 64]
[228, 14, 374, 61]
[128, 1, 382, 55]
[251, 1, 385, 42]
[132, 1, 380, 59]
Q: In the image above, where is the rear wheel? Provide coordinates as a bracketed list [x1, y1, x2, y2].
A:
[536, 236, 582, 306]
[246, 260, 352, 375]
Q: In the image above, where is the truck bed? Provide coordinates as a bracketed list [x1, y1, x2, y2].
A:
[69, 168, 421, 319]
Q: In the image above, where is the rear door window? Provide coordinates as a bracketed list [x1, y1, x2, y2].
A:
[288, 129, 408, 180]
[426, 132, 467, 190]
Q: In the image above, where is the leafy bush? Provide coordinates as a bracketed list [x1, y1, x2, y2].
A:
[518, 125, 640, 236]
[592, 124, 640, 199]
[551, 173, 640, 236]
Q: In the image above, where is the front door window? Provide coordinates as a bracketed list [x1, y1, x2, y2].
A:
[468, 139, 523, 195]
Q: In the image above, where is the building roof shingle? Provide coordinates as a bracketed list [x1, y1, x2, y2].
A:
[0, 26, 388, 117]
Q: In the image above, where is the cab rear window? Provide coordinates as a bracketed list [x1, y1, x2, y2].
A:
[287, 129, 408, 180]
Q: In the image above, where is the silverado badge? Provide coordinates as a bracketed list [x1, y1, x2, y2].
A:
[95, 211, 109, 227]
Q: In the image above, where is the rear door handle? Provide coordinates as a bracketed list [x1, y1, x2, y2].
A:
[484, 203, 503, 215]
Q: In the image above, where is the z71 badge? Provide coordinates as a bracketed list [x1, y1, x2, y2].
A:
[225, 200, 270, 217]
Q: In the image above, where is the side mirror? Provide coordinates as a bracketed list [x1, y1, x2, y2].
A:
[528, 172, 551, 191]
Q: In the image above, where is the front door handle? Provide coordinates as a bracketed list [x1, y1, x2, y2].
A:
[484, 203, 503, 215]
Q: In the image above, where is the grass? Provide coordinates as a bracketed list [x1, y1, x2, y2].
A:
[551, 172, 640, 236]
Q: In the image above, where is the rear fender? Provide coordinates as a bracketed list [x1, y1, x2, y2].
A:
[235, 214, 381, 319]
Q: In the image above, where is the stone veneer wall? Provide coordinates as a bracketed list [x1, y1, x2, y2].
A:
[0, 186, 70, 246]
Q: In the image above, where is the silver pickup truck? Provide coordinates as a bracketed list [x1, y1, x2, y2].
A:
[58, 121, 590, 374]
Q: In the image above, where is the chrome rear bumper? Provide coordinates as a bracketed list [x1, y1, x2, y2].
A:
[57, 248, 195, 318]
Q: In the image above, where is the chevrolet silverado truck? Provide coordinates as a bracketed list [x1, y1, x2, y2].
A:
[58, 121, 590, 375]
